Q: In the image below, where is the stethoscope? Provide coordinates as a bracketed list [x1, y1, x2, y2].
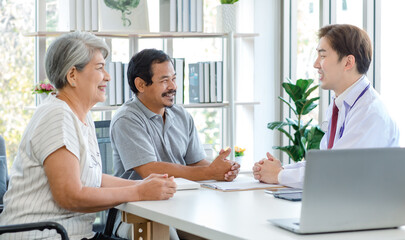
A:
[338, 84, 370, 138]
[321, 83, 371, 139]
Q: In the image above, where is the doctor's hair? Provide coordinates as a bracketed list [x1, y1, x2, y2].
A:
[45, 31, 110, 89]
[318, 24, 372, 75]
[127, 48, 174, 95]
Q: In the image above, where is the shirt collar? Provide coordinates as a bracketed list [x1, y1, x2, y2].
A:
[133, 95, 175, 120]
[333, 75, 369, 110]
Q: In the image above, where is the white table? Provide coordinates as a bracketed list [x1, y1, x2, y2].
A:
[116, 187, 405, 240]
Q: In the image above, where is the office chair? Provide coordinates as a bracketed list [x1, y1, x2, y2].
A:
[0, 135, 69, 239]
[94, 121, 122, 238]
[0, 135, 8, 213]
[0, 222, 69, 240]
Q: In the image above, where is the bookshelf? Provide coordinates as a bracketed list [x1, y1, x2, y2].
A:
[31, 1, 258, 162]
[29, 32, 258, 160]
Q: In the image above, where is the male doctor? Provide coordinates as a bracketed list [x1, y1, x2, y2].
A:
[253, 24, 399, 189]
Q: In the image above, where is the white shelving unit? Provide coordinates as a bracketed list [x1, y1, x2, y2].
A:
[28, 29, 258, 160]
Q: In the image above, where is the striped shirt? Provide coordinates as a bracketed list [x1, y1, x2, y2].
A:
[0, 95, 102, 240]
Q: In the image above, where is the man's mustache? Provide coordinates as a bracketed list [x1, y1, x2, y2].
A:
[162, 90, 176, 97]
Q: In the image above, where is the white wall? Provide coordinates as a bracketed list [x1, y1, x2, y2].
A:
[253, 0, 282, 162]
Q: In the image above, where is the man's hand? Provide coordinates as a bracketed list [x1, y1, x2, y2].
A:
[136, 174, 177, 201]
[207, 148, 239, 181]
[218, 149, 240, 181]
[252, 152, 282, 184]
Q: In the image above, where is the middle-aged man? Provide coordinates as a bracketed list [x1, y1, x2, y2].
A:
[110, 48, 239, 238]
[253, 24, 400, 189]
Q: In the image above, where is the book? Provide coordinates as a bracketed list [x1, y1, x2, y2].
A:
[76, 0, 84, 31]
[216, 61, 223, 102]
[115, 62, 123, 105]
[188, 63, 200, 103]
[84, 0, 91, 31]
[176, 0, 183, 32]
[174, 58, 185, 104]
[108, 62, 116, 106]
[170, 0, 177, 31]
[182, 0, 189, 32]
[91, 0, 99, 31]
[123, 63, 131, 102]
[209, 61, 216, 102]
[99, 0, 149, 32]
[203, 62, 210, 102]
[189, 0, 197, 32]
[159, 0, 170, 32]
[199, 175, 285, 192]
[58, 0, 76, 31]
[196, 0, 203, 32]
[174, 178, 200, 190]
[198, 62, 204, 103]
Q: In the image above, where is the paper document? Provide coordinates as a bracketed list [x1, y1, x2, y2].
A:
[199, 175, 285, 192]
[174, 178, 201, 190]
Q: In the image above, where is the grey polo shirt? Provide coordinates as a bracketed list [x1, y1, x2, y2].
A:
[110, 96, 206, 180]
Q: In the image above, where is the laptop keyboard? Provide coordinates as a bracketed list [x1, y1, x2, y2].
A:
[293, 222, 300, 226]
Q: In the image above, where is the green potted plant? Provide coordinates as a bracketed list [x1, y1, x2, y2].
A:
[268, 78, 324, 162]
[217, 0, 239, 33]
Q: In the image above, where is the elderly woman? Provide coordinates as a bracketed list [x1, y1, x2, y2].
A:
[0, 32, 177, 240]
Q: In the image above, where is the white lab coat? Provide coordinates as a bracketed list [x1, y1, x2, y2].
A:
[278, 76, 400, 189]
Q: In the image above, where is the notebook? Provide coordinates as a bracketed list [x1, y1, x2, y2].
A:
[200, 175, 284, 192]
[269, 148, 405, 234]
[174, 178, 200, 190]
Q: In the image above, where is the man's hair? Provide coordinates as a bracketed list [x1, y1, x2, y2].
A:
[318, 24, 372, 74]
[127, 48, 173, 95]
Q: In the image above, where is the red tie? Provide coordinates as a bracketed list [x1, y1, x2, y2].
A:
[328, 101, 339, 149]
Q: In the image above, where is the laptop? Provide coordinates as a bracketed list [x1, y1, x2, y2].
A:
[269, 148, 405, 234]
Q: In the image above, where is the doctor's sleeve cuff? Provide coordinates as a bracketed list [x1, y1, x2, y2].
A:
[278, 167, 305, 189]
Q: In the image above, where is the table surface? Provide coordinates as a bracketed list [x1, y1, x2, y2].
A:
[116, 186, 405, 240]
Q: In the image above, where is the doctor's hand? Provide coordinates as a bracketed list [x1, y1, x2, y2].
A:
[252, 152, 283, 184]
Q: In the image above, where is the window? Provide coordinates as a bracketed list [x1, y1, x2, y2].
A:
[335, 0, 363, 28]
[379, 0, 405, 146]
[296, 0, 320, 125]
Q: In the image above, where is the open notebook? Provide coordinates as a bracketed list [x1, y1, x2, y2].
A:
[199, 175, 284, 192]
[174, 178, 201, 190]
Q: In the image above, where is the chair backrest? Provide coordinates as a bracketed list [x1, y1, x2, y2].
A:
[0, 136, 8, 206]
[94, 120, 113, 175]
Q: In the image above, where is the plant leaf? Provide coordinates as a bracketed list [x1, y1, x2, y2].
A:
[267, 121, 293, 142]
[307, 126, 325, 150]
[273, 145, 304, 162]
[285, 118, 299, 131]
[279, 96, 298, 115]
[282, 82, 303, 102]
[300, 118, 313, 131]
[296, 97, 320, 115]
[303, 84, 319, 99]
[296, 79, 314, 93]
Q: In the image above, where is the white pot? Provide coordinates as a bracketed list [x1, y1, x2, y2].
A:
[39, 93, 48, 102]
[216, 4, 236, 33]
[234, 156, 243, 165]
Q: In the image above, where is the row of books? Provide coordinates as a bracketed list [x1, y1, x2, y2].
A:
[58, 0, 99, 32]
[189, 61, 223, 103]
[105, 62, 132, 106]
[160, 0, 204, 32]
[58, 0, 149, 32]
[102, 59, 223, 106]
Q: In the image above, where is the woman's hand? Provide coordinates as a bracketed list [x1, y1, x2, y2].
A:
[136, 174, 177, 201]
